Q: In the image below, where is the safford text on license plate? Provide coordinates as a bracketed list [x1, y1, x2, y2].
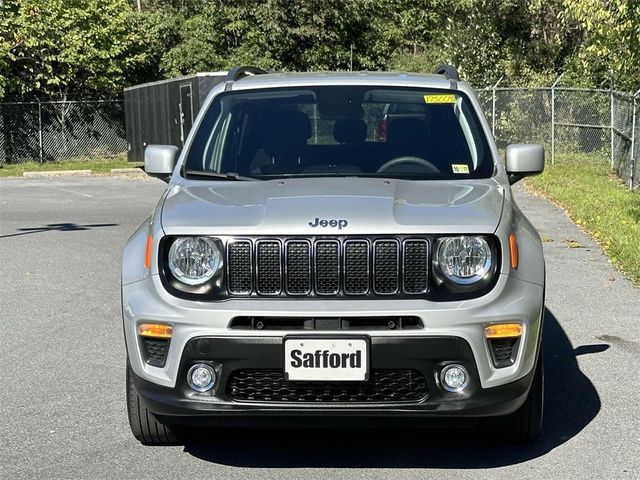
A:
[284, 338, 369, 381]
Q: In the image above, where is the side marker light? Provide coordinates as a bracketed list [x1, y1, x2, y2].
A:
[485, 323, 522, 339]
[144, 235, 153, 270]
[137, 323, 173, 339]
[509, 233, 519, 269]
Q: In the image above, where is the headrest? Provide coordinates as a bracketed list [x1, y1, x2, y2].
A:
[333, 118, 367, 143]
[267, 109, 312, 145]
[386, 118, 428, 145]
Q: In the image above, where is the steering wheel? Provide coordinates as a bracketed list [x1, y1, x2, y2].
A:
[376, 156, 440, 174]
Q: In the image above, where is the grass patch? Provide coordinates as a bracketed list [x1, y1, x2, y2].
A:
[526, 158, 640, 285]
[0, 155, 141, 177]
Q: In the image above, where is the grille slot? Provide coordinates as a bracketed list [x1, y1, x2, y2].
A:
[285, 241, 311, 295]
[373, 240, 399, 294]
[227, 241, 252, 294]
[343, 240, 370, 294]
[403, 240, 429, 294]
[256, 241, 282, 295]
[227, 369, 429, 403]
[315, 241, 340, 294]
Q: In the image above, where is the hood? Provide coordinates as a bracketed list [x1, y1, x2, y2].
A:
[161, 177, 505, 236]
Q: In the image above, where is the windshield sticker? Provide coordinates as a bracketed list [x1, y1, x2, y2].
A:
[452, 164, 470, 174]
[424, 94, 456, 104]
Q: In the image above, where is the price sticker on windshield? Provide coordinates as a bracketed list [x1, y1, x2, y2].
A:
[424, 94, 457, 104]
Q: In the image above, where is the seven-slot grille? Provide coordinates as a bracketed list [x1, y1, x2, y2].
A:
[226, 237, 429, 297]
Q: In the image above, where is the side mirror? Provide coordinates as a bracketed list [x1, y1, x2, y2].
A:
[505, 144, 545, 185]
[144, 145, 179, 182]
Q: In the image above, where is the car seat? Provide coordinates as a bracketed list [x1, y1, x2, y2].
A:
[259, 109, 312, 174]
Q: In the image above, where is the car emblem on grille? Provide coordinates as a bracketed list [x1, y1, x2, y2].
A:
[308, 217, 348, 229]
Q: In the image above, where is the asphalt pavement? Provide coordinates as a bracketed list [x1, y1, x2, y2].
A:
[0, 176, 638, 480]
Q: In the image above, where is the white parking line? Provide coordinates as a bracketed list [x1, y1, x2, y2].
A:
[44, 186, 94, 198]
[0, 182, 94, 198]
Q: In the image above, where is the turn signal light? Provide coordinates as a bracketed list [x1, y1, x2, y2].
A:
[509, 233, 519, 269]
[485, 323, 522, 339]
[137, 323, 173, 339]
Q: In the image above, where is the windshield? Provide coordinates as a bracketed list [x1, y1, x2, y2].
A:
[184, 86, 494, 180]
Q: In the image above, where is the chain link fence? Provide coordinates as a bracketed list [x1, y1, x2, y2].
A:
[1, 86, 638, 190]
[0, 100, 126, 164]
[477, 85, 640, 191]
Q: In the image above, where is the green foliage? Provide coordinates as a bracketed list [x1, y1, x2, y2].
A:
[563, 0, 640, 90]
[0, 0, 144, 99]
[156, 0, 404, 74]
[0, 1, 19, 98]
[0, 154, 136, 176]
[0, 0, 637, 100]
[126, 5, 186, 84]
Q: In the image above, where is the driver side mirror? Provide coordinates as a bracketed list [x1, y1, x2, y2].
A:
[505, 144, 545, 185]
[144, 145, 179, 182]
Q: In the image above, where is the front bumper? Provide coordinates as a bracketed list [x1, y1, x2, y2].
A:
[132, 335, 538, 423]
[123, 272, 544, 392]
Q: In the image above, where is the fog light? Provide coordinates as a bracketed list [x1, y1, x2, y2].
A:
[441, 364, 469, 392]
[187, 364, 216, 392]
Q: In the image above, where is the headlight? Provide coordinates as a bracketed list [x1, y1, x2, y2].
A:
[435, 236, 492, 285]
[168, 237, 222, 285]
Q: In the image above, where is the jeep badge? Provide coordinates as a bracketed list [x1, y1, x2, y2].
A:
[308, 217, 348, 229]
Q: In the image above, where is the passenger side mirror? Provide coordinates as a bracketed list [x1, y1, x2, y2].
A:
[505, 144, 545, 185]
[144, 145, 179, 182]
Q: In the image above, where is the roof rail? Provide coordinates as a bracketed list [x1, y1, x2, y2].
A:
[433, 64, 460, 81]
[226, 66, 269, 82]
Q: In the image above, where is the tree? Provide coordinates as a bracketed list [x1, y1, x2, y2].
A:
[157, 0, 389, 74]
[1, 0, 637, 99]
[563, 0, 640, 89]
[0, 0, 144, 100]
[0, 1, 20, 98]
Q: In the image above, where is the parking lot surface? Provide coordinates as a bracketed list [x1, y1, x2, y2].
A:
[1, 176, 638, 479]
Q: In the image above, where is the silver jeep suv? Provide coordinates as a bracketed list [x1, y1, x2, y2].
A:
[122, 66, 546, 445]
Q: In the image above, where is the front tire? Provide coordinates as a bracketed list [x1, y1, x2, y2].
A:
[505, 347, 544, 443]
[126, 362, 179, 445]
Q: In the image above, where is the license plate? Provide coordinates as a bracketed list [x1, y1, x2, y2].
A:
[284, 338, 368, 381]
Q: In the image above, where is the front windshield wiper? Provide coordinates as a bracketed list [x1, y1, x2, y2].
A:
[254, 173, 436, 180]
[183, 169, 257, 181]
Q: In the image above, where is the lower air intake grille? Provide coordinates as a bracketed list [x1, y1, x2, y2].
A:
[227, 369, 428, 403]
[489, 338, 519, 368]
[141, 338, 169, 367]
